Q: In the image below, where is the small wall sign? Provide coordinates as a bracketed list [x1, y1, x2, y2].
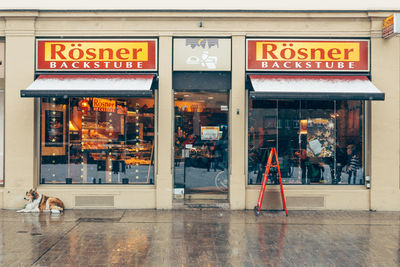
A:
[382, 14, 400, 39]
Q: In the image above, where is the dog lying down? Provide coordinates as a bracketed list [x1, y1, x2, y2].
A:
[17, 189, 64, 213]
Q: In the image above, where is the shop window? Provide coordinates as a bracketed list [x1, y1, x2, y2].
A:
[40, 97, 155, 184]
[248, 99, 364, 185]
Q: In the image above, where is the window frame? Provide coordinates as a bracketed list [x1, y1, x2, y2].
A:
[36, 96, 157, 186]
[246, 96, 368, 186]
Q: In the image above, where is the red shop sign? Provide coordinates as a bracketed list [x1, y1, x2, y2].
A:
[36, 39, 157, 71]
[246, 39, 369, 72]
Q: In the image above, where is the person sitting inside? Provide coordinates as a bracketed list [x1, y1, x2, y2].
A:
[344, 144, 361, 184]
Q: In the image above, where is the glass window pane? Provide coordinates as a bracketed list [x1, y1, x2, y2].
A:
[174, 92, 229, 195]
[300, 101, 335, 184]
[40, 97, 154, 184]
[278, 100, 301, 184]
[336, 100, 364, 184]
[248, 100, 277, 185]
[248, 99, 364, 186]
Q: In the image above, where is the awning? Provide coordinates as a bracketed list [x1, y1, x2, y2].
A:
[21, 74, 156, 98]
[248, 75, 385, 101]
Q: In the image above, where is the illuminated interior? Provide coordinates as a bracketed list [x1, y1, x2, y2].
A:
[40, 97, 154, 184]
[248, 100, 364, 185]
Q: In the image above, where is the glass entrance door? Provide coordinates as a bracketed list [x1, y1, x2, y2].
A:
[174, 92, 229, 198]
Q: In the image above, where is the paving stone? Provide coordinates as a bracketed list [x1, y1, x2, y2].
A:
[0, 210, 398, 266]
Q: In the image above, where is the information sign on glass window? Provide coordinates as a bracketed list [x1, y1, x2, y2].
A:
[173, 38, 231, 71]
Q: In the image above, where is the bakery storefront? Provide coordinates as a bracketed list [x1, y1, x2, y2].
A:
[15, 37, 390, 209]
[1, 10, 399, 211]
[21, 39, 158, 186]
[246, 39, 384, 190]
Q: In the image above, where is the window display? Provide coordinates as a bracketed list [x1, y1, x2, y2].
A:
[248, 99, 364, 185]
[40, 97, 154, 184]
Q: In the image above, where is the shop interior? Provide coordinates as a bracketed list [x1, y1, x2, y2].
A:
[40, 97, 155, 184]
[174, 92, 229, 196]
[248, 100, 364, 185]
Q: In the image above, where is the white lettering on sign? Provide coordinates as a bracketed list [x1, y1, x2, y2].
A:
[257, 61, 358, 70]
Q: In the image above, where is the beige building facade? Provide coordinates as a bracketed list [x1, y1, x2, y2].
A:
[0, 10, 399, 211]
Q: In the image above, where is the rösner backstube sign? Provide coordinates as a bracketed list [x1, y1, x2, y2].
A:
[36, 39, 157, 71]
[246, 39, 369, 72]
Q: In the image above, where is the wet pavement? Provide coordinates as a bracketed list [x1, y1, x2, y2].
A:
[0, 209, 399, 266]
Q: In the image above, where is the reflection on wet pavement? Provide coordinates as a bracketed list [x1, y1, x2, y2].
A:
[0, 210, 398, 266]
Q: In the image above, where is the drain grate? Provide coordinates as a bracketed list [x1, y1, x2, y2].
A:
[77, 217, 121, 223]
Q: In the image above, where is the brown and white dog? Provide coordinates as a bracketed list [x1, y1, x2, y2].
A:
[17, 189, 64, 214]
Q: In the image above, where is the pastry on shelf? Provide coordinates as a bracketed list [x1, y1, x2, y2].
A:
[125, 158, 151, 165]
